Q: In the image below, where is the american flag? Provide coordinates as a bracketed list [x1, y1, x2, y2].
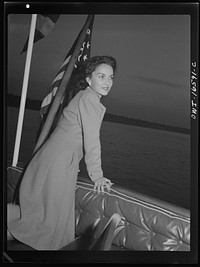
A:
[21, 14, 60, 54]
[40, 15, 94, 117]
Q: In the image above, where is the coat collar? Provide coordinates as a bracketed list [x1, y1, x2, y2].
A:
[86, 87, 106, 117]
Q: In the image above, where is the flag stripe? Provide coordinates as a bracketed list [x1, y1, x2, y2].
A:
[40, 57, 71, 109]
[51, 70, 66, 85]
[41, 87, 58, 108]
[37, 15, 56, 36]
[34, 29, 45, 41]
[40, 16, 94, 116]
[40, 57, 70, 109]
[52, 57, 71, 83]
[42, 14, 60, 23]
[21, 14, 60, 54]
[60, 56, 71, 69]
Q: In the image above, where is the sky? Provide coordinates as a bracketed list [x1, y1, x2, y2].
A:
[7, 12, 191, 129]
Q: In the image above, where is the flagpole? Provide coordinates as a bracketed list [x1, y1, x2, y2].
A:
[12, 14, 37, 167]
[33, 14, 94, 154]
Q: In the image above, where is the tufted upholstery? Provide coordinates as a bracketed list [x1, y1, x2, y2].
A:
[75, 177, 190, 251]
[7, 167, 190, 251]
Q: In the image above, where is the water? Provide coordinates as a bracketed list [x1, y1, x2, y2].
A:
[7, 107, 190, 209]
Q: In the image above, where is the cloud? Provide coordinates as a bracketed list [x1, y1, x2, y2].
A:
[134, 76, 183, 89]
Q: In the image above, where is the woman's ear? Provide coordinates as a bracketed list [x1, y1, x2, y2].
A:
[86, 77, 91, 86]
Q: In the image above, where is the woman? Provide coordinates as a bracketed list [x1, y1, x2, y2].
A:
[7, 55, 117, 250]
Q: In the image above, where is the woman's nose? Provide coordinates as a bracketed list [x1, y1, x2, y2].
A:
[104, 78, 111, 86]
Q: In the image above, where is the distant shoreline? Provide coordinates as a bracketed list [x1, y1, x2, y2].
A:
[7, 93, 190, 135]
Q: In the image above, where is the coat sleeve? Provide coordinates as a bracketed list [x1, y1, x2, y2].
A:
[78, 93, 103, 182]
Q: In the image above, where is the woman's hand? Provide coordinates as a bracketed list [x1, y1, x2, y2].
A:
[93, 177, 113, 193]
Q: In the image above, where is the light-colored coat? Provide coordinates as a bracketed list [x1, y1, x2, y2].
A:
[8, 87, 106, 250]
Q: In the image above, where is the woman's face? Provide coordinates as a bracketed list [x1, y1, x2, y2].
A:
[86, 63, 114, 98]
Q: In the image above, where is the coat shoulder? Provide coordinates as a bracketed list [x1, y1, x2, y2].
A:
[80, 88, 99, 104]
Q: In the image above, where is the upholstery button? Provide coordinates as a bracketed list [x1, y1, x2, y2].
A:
[150, 231, 155, 236]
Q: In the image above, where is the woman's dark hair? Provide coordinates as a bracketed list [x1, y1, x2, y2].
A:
[74, 55, 117, 91]
[61, 56, 116, 109]
[85, 55, 117, 77]
[42, 56, 117, 137]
